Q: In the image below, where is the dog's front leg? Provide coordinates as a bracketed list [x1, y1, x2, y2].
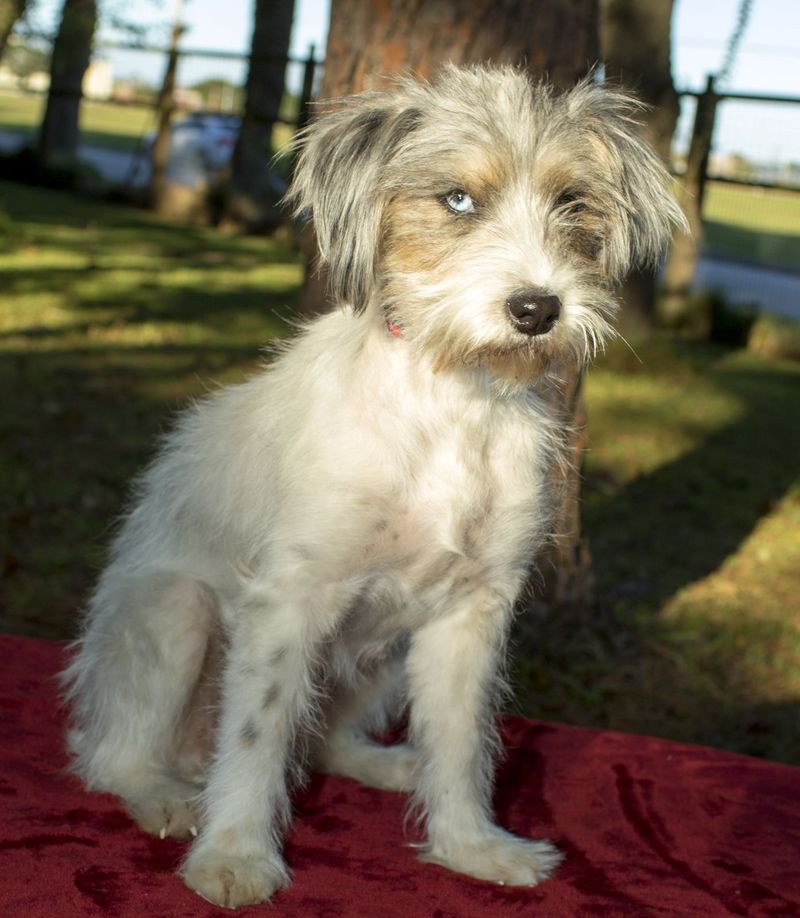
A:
[407, 597, 562, 887]
[181, 589, 331, 908]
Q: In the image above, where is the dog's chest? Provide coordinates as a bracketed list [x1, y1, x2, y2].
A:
[365, 397, 547, 600]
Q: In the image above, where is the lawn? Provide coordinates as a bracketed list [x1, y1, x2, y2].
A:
[703, 181, 800, 273]
[0, 88, 155, 153]
[1, 179, 799, 765]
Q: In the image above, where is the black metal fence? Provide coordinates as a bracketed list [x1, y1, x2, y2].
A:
[0, 31, 322, 146]
[674, 79, 800, 195]
[1, 31, 798, 228]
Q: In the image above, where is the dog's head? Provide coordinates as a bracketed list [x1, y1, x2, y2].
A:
[288, 65, 686, 382]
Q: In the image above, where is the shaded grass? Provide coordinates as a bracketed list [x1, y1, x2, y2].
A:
[513, 339, 800, 763]
[702, 181, 800, 272]
[0, 179, 298, 636]
[1, 179, 799, 764]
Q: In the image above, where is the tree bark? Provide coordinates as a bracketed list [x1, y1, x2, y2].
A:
[37, 0, 96, 170]
[299, 0, 599, 609]
[223, 0, 295, 230]
[320, 0, 597, 96]
[0, 0, 28, 59]
[149, 20, 184, 213]
[600, 0, 679, 339]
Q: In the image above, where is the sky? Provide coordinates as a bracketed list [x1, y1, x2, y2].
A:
[24, 0, 800, 164]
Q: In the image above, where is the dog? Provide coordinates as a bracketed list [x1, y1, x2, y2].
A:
[62, 65, 685, 908]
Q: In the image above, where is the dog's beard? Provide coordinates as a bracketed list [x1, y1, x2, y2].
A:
[383, 294, 605, 393]
[381, 263, 615, 389]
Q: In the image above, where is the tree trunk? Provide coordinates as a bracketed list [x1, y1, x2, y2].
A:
[150, 19, 185, 215]
[37, 0, 96, 170]
[0, 0, 27, 59]
[300, 0, 599, 609]
[223, 0, 295, 230]
[321, 0, 597, 95]
[600, 0, 679, 339]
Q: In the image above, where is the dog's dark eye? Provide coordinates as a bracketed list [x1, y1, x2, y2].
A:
[444, 190, 475, 215]
[554, 190, 587, 213]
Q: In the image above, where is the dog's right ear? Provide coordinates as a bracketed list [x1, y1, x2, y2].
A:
[286, 96, 422, 310]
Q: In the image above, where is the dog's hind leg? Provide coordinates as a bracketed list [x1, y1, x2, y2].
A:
[316, 654, 419, 792]
[63, 571, 218, 839]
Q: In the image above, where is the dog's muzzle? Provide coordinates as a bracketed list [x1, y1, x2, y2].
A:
[506, 289, 561, 336]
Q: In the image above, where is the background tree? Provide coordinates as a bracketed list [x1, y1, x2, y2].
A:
[0, 0, 28, 59]
[149, 6, 185, 213]
[661, 0, 754, 324]
[302, 0, 599, 609]
[600, 0, 679, 338]
[37, 0, 97, 170]
[223, 0, 295, 230]
[2, 39, 48, 77]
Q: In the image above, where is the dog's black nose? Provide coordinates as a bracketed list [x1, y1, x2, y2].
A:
[506, 289, 561, 336]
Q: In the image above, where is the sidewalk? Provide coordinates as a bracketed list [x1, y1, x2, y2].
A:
[692, 255, 800, 320]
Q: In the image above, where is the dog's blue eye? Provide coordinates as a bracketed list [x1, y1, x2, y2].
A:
[445, 190, 474, 214]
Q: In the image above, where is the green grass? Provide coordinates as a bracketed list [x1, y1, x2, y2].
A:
[513, 339, 800, 763]
[0, 88, 159, 152]
[703, 181, 800, 272]
[1, 179, 799, 765]
[0, 179, 299, 636]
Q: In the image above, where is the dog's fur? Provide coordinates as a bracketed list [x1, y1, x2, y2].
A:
[62, 65, 685, 907]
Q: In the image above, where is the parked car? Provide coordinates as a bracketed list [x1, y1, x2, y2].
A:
[132, 113, 286, 199]
[170, 113, 241, 176]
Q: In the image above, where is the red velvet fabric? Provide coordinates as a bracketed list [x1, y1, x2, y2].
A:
[1, 633, 799, 917]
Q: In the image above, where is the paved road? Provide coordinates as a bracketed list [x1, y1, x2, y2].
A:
[1, 129, 166, 186]
[692, 257, 799, 320]
[1, 129, 798, 319]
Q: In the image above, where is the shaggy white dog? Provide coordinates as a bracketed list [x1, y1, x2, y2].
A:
[63, 65, 684, 908]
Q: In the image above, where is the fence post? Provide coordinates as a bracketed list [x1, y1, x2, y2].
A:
[296, 43, 317, 133]
[661, 73, 720, 323]
[686, 74, 719, 212]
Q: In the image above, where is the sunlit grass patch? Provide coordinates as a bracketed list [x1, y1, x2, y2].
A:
[515, 338, 800, 763]
[703, 181, 800, 271]
[0, 180, 297, 637]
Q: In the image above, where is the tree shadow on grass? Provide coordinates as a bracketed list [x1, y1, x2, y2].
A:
[0, 340, 284, 642]
[513, 348, 800, 764]
[0, 276, 299, 343]
[0, 178, 295, 261]
[585, 360, 799, 607]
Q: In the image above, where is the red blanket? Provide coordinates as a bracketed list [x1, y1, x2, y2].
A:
[1, 633, 798, 917]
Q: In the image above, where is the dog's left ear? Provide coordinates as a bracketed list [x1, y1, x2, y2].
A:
[286, 95, 422, 310]
[567, 83, 688, 282]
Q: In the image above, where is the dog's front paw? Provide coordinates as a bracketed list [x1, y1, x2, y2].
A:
[422, 827, 562, 887]
[182, 847, 289, 908]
